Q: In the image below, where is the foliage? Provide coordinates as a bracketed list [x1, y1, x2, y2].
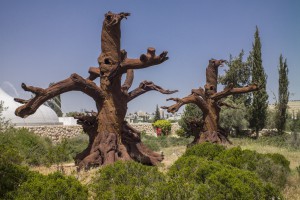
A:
[10, 172, 88, 200]
[175, 128, 185, 137]
[0, 128, 53, 166]
[90, 161, 165, 200]
[265, 108, 277, 129]
[48, 134, 89, 165]
[152, 119, 171, 135]
[219, 50, 251, 104]
[141, 135, 192, 151]
[275, 55, 289, 134]
[168, 155, 282, 200]
[0, 101, 12, 131]
[183, 142, 225, 160]
[219, 97, 249, 135]
[0, 128, 89, 166]
[0, 145, 30, 199]
[65, 111, 83, 117]
[153, 104, 161, 123]
[215, 147, 290, 188]
[178, 103, 202, 137]
[248, 26, 269, 137]
[181, 143, 290, 189]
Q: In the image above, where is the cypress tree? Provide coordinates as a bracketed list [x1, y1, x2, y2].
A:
[248, 27, 269, 138]
[276, 55, 289, 134]
[153, 104, 161, 122]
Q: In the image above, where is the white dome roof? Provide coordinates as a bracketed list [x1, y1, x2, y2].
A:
[0, 88, 60, 126]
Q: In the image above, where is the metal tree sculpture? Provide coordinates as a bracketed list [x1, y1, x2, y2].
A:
[14, 12, 177, 170]
[162, 59, 259, 145]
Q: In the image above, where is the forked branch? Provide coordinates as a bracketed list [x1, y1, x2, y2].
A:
[161, 94, 208, 113]
[121, 47, 168, 72]
[14, 73, 104, 118]
[128, 80, 177, 102]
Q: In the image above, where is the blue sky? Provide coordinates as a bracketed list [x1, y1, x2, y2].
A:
[1, 0, 299, 114]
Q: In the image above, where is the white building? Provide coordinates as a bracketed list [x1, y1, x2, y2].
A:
[0, 87, 60, 126]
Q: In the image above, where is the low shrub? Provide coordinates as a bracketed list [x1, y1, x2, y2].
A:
[0, 145, 30, 199]
[182, 143, 290, 188]
[90, 161, 165, 199]
[168, 156, 282, 200]
[175, 128, 185, 137]
[183, 142, 225, 160]
[9, 172, 88, 200]
[0, 128, 52, 166]
[215, 147, 290, 188]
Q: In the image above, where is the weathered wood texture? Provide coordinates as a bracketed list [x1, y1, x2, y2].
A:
[162, 59, 260, 145]
[15, 12, 177, 170]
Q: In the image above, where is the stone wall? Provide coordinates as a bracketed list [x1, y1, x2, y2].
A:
[16, 123, 181, 143]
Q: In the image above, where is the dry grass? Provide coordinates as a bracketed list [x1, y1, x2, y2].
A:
[231, 137, 300, 200]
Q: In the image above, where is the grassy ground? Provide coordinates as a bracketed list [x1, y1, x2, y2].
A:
[231, 137, 300, 200]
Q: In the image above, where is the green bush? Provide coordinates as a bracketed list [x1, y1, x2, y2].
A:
[182, 143, 290, 189]
[175, 128, 185, 137]
[91, 161, 165, 200]
[152, 120, 171, 135]
[168, 156, 282, 200]
[215, 147, 290, 188]
[0, 128, 53, 166]
[0, 145, 30, 199]
[10, 172, 88, 200]
[183, 142, 225, 160]
[48, 134, 89, 164]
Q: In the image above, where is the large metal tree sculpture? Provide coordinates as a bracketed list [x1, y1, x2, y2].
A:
[162, 59, 260, 145]
[14, 12, 177, 169]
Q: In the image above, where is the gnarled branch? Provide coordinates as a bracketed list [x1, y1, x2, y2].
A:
[211, 84, 259, 100]
[161, 94, 208, 114]
[15, 73, 105, 118]
[120, 47, 168, 72]
[128, 80, 177, 102]
[121, 69, 134, 95]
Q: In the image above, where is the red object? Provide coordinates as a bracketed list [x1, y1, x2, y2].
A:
[156, 128, 162, 136]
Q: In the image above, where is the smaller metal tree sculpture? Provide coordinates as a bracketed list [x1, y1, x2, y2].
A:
[162, 59, 260, 145]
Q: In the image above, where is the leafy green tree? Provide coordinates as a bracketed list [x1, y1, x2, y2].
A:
[276, 55, 289, 134]
[219, 97, 249, 136]
[153, 104, 161, 122]
[178, 103, 202, 137]
[248, 26, 269, 138]
[219, 50, 251, 104]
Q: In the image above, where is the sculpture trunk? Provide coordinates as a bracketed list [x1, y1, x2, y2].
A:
[163, 59, 260, 145]
[14, 12, 177, 170]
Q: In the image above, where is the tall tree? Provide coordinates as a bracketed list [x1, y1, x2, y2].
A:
[153, 104, 161, 122]
[163, 59, 259, 145]
[248, 27, 269, 138]
[219, 50, 251, 104]
[178, 103, 203, 138]
[219, 51, 251, 135]
[276, 55, 289, 134]
[14, 12, 177, 170]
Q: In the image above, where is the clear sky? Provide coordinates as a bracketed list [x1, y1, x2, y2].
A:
[1, 0, 299, 114]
